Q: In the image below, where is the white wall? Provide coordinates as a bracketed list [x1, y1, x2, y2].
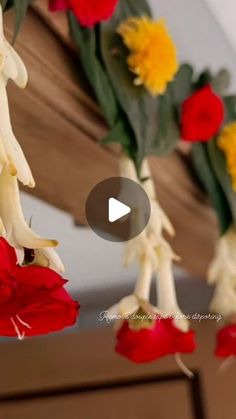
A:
[149, 0, 236, 90]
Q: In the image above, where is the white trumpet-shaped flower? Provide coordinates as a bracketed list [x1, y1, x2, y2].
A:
[210, 277, 236, 318]
[120, 155, 175, 267]
[0, 169, 57, 250]
[124, 227, 157, 267]
[0, 5, 34, 187]
[141, 159, 175, 238]
[156, 244, 189, 332]
[120, 155, 174, 238]
[208, 227, 236, 319]
[119, 155, 187, 331]
[34, 247, 65, 273]
[109, 255, 157, 325]
[208, 227, 236, 285]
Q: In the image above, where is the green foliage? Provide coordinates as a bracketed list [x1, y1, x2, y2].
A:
[69, 12, 137, 161]
[115, 0, 151, 19]
[223, 95, 236, 123]
[192, 142, 232, 234]
[170, 63, 194, 104]
[212, 69, 230, 96]
[193, 69, 213, 90]
[1, 0, 10, 10]
[100, 0, 179, 169]
[2, 0, 31, 42]
[207, 139, 236, 227]
[148, 88, 179, 156]
[101, 119, 137, 161]
[12, 0, 30, 43]
[69, 13, 118, 128]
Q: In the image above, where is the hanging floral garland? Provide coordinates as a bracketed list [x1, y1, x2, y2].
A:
[0, 1, 79, 339]
[3, 0, 236, 369]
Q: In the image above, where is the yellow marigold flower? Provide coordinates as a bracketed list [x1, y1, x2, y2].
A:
[118, 17, 178, 96]
[218, 122, 236, 191]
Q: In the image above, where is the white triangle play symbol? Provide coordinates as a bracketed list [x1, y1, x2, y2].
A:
[108, 198, 131, 223]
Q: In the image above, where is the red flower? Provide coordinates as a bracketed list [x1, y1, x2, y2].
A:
[49, 0, 68, 10]
[215, 324, 236, 358]
[0, 238, 79, 339]
[181, 85, 224, 142]
[115, 318, 196, 363]
[49, 0, 119, 27]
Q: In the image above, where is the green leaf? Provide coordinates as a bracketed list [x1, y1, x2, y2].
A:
[101, 120, 133, 149]
[223, 95, 236, 123]
[114, 0, 151, 19]
[192, 142, 232, 234]
[100, 19, 153, 167]
[1, 0, 10, 10]
[193, 69, 213, 90]
[212, 68, 231, 96]
[69, 13, 119, 128]
[147, 89, 179, 155]
[101, 118, 137, 162]
[13, 0, 30, 43]
[170, 63, 194, 104]
[101, 0, 178, 168]
[69, 12, 137, 160]
[207, 139, 236, 227]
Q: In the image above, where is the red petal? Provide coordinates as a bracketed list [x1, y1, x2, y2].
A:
[116, 318, 196, 363]
[181, 84, 224, 142]
[20, 301, 79, 336]
[68, 0, 118, 27]
[48, 0, 69, 11]
[0, 238, 17, 272]
[116, 319, 172, 363]
[215, 324, 236, 358]
[14, 265, 66, 291]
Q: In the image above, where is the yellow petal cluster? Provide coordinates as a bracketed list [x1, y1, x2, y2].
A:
[118, 17, 179, 96]
[218, 122, 236, 191]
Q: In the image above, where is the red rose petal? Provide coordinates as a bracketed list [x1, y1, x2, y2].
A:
[181, 85, 224, 142]
[0, 239, 79, 338]
[215, 324, 236, 358]
[116, 318, 196, 363]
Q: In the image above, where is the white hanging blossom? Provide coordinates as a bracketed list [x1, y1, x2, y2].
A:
[34, 247, 65, 273]
[155, 243, 189, 332]
[120, 154, 175, 267]
[111, 154, 191, 333]
[0, 5, 34, 187]
[109, 255, 157, 321]
[0, 6, 64, 272]
[208, 227, 236, 319]
[0, 169, 57, 250]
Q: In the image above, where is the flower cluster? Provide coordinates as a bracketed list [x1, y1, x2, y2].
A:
[118, 17, 178, 96]
[110, 155, 196, 369]
[0, 5, 79, 338]
[0, 6, 61, 269]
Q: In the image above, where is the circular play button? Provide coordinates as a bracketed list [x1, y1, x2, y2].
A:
[85, 177, 151, 242]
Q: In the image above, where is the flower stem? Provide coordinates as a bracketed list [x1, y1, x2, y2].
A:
[175, 353, 194, 379]
[156, 253, 178, 313]
[134, 255, 153, 300]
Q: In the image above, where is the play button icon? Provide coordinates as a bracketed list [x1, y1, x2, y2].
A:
[85, 177, 151, 242]
[108, 198, 131, 223]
